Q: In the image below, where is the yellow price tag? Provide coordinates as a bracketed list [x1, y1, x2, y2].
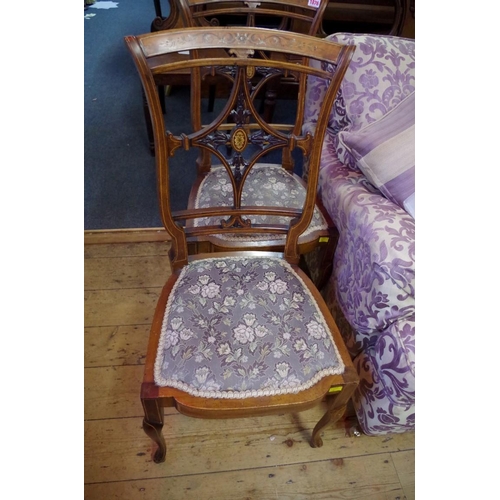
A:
[328, 386, 343, 393]
[319, 237, 329, 243]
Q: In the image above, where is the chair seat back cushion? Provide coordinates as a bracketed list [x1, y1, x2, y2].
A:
[194, 164, 328, 241]
[337, 92, 415, 218]
[154, 256, 345, 398]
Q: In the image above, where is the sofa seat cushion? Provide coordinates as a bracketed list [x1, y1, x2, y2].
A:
[193, 164, 328, 243]
[154, 256, 345, 398]
[317, 136, 415, 336]
[338, 92, 415, 218]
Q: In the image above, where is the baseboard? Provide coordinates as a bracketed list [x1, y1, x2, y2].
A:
[84, 228, 171, 245]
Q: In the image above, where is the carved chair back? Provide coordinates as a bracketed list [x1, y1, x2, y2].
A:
[125, 27, 354, 271]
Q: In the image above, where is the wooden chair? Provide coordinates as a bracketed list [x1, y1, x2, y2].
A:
[145, 0, 330, 155]
[125, 26, 358, 463]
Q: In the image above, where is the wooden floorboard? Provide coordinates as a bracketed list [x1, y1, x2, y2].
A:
[84, 238, 415, 499]
[85, 453, 407, 500]
[84, 228, 170, 245]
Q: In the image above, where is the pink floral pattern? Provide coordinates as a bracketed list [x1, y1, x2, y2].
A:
[155, 256, 345, 398]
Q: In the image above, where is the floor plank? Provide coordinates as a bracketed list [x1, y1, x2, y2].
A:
[84, 255, 170, 290]
[391, 449, 415, 500]
[84, 412, 415, 484]
[85, 452, 406, 500]
[84, 229, 170, 245]
[84, 287, 161, 327]
[84, 325, 149, 368]
[84, 241, 170, 259]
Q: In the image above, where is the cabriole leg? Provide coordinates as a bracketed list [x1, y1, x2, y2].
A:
[142, 398, 166, 463]
[311, 383, 356, 448]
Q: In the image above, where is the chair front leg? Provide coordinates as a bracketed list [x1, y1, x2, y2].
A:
[142, 397, 167, 463]
[311, 380, 357, 448]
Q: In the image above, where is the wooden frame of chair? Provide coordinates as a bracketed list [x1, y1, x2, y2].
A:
[125, 26, 357, 464]
[145, 0, 330, 156]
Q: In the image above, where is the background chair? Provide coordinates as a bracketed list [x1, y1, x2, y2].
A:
[149, 1, 341, 291]
[125, 26, 357, 463]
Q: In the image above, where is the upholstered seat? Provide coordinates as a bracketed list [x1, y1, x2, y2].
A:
[155, 256, 344, 397]
[193, 164, 328, 245]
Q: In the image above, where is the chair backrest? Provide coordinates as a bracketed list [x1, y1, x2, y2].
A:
[177, 0, 330, 36]
[125, 27, 354, 270]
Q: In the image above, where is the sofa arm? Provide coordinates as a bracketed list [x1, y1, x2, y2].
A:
[316, 137, 414, 335]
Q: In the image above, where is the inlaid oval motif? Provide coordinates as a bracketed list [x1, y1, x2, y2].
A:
[231, 127, 248, 152]
[246, 66, 255, 79]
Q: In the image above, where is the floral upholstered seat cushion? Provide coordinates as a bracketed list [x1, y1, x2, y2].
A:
[154, 256, 345, 398]
[194, 164, 328, 242]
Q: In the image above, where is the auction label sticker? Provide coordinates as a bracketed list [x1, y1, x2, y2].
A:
[308, 0, 320, 7]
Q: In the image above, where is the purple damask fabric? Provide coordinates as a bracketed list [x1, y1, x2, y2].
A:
[305, 33, 415, 169]
[303, 34, 415, 435]
[320, 154, 415, 336]
[155, 256, 345, 398]
[352, 318, 415, 434]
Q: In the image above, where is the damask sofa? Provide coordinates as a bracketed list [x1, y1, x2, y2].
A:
[303, 33, 415, 435]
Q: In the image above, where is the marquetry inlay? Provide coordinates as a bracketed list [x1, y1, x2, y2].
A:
[231, 127, 248, 153]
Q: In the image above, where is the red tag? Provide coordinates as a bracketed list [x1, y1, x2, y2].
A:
[308, 0, 320, 7]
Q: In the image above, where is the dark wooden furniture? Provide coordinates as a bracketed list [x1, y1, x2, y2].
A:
[321, 0, 411, 36]
[145, 0, 414, 152]
[125, 26, 358, 463]
[152, 0, 413, 37]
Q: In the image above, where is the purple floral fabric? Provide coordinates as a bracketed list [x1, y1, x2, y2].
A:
[303, 34, 415, 435]
[305, 33, 415, 169]
[320, 153, 415, 336]
[352, 318, 415, 434]
[155, 256, 345, 398]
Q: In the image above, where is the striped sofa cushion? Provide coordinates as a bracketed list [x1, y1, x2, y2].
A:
[337, 92, 415, 218]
